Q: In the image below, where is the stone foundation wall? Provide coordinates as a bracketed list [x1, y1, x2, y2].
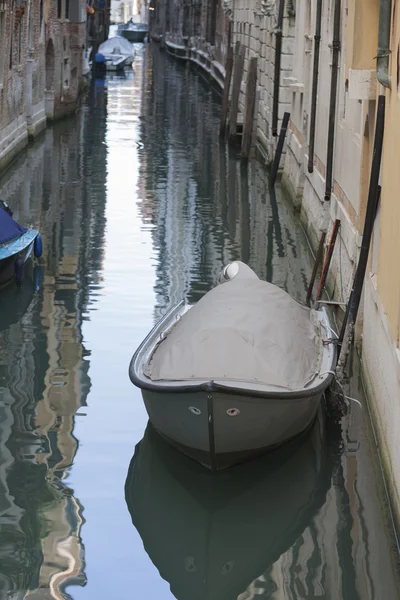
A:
[0, 0, 89, 175]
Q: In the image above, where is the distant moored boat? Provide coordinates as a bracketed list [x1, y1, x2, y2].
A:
[118, 19, 148, 43]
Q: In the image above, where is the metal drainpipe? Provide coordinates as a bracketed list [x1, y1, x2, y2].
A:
[308, 0, 322, 174]
[272, 0, 286, 137]
[324, 0, 341, 201]
[377, 0, 393, 88]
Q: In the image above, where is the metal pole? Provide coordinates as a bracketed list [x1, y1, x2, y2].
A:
[324, 0, 341, 200]
[308, 0, 322, 173]
[272, 0, 285, 137]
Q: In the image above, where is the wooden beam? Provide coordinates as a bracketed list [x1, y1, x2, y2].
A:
[229, 43, 245, 143]
[220, 45, 234, 136]
[241, 56, 258, 159]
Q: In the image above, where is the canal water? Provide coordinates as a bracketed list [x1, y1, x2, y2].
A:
[0, 44, 399, 600]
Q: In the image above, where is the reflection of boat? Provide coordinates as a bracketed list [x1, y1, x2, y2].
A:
[98, 36, 136, 68]
[0, 266, 42, 331]
[129, 261, 336, 470]
[0, 201, 42, 288]
[118, 20, 148, 43]
[125, 417, 330, 600]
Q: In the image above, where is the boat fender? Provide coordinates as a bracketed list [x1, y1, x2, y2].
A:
[15, 256, 24, 287]
[34, 234, 43, 258]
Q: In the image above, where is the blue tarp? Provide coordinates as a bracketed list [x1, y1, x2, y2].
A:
[0, 207, 27, 244]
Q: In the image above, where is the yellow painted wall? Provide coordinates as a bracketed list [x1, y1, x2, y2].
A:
[377, 1, 400, 345]
[346, 0, 379, 75]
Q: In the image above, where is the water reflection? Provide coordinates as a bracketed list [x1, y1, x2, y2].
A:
[126, 415, 334, 600]
[137, 48, 314, 322]
[0, 95, 109, 596]
[0, 41, 399, 600]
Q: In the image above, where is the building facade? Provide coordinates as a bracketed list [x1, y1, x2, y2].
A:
[0, 0, 111, 175]
[0, 0, 47, 173]
[43, 0, 88, 121]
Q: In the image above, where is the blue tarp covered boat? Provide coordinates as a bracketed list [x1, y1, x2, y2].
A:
[0, 201, 41, 287]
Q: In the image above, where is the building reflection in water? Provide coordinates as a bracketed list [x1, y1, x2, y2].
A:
[136, 46, 314, 323]
[131, 45, 400, 600]
[0, 78, 108, 599]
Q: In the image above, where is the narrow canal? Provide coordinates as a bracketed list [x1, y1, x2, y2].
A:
[0, 44, 399, 600]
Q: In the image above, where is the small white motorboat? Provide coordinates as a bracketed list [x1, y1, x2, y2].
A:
[129, 261, 336, 470]
[98, 36, 136, 69]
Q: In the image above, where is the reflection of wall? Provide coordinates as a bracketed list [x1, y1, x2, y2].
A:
[137, 46, 314, 321]
[0, 96, 108, 597]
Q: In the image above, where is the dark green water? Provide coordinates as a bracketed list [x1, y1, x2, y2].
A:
[0, 44, 399, 600]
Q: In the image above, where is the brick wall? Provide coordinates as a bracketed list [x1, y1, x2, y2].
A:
[45, 0, 86, 119]
[0, 0, 90, 172]
[0, 1, 26, 131]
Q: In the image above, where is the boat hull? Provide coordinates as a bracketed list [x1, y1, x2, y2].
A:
[130, 268, 336, 471]
[120, 29, 147, 43]
[0, 232, 37, 287]
[142, 388, 322, 470]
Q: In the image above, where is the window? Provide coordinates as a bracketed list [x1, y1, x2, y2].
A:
[57, 0, 62, 19]
[65, 0, 70, 19]
[0, 10, 5, 83]
[40, 0, 44, 29]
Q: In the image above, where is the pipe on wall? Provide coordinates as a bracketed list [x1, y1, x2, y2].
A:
[377, 0, 393, 88]
[308, 0, 322, 174]
[272, 0, 286, 137]
[324, 0, 341, 201]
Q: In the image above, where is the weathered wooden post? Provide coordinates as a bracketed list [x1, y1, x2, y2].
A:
[315, 219, 341, 302]
[220, 45, 234, 136]
[241, 57, 258, 160]
[270, 111, 290, 185]
[229, 43, 245, 143]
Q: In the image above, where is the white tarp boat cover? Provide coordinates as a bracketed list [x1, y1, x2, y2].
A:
[145, 279, 321, 391]
[98, 36, 135, 57]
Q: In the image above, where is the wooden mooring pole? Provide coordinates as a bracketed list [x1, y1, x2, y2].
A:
[315, 219, 341, 302]
[220, 45, 234, 136]
[241, 57, 258, 160]
[270, 112, 290, 185]
[229, 43, 245, 143]
[306, 231, 327, 306]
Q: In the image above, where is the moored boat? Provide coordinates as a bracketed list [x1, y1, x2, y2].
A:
[118, 19, 148, 43]
[98, 36, 136, 68]
[0, 201, 42, 288]
[129, 261, 336, 470]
